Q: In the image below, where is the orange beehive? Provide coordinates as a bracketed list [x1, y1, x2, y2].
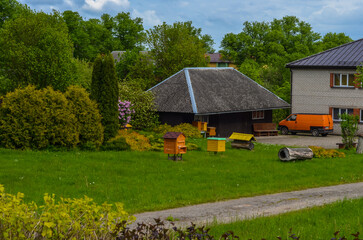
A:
[163, 132, 187, 155]
[207, 127, 216, 137]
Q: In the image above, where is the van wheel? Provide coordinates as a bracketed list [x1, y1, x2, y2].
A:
[311, 129, 320, 137]
[281, 127, 289, 135]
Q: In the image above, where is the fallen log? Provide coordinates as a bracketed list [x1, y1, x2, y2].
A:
[231, 140, 254, 150]
[278, 147, 313, 161]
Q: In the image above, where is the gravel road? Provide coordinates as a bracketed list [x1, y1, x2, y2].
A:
[131, 182, 363, 228]
[255, 134, 343, 149]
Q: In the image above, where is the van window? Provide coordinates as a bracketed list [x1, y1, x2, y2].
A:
[287, 115, 297, 121]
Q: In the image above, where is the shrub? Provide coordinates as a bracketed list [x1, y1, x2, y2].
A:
[0, 86, 79, 150]
[118, 100, 134, 127]
[340, 113, 359, 149]
[309, 146, 345, 158]
[119, 82, 159, 130]
[116, 130, 151, 151]
[65, 86, 104, 147]
[154, 123, 202, 139]
[0, 185, 134, 239]
[101, 137, 131, 151]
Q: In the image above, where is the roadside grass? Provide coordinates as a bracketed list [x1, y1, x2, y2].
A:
[0, 141, 362, 213]
[207, 198, 363, 239]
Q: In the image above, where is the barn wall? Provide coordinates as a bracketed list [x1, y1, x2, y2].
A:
[158, 111, 273, 137]
[158, 112, 194, 126]
[209, 110, 273, 137]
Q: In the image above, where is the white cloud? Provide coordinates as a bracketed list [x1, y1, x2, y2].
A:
[133, 9, 162, 27]
[64, 0, 74, 7]
[313, 0, 360, 15]
[179, 1, 189, 7]
[83, 0, 130, 11]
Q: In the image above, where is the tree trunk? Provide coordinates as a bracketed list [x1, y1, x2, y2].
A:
[356, 135, 363, 154]
[278, 147, 313, 161]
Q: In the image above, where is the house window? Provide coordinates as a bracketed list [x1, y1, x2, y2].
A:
[361, 110, 363, 123]
[333, 73, 355, 87]
[217, 62, 228, 67]
[252, 110, 264, 120]
[332, 108, 353, 121]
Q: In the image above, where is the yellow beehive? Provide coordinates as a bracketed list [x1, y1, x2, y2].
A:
[192, 121, 208, 131]
[207, 138, 226, 152]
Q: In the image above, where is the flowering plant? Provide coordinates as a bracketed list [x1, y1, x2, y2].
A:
[118, 100, 135, 126]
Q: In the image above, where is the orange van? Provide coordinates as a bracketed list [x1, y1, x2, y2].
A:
[278, 114, 333, 137]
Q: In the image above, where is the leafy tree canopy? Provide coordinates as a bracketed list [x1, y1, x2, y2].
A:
[0, 11, 76, 92]
[0, 0, 30, 28]
[146, 21, 212, 81]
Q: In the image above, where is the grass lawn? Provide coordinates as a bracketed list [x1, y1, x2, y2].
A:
[0, 140, 362, 213]
[207, 198, 363, 239]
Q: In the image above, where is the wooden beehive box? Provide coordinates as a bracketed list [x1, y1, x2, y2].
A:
[207, 137, 226, 152]
[192, 121, 208, 131]
[229, 132, 256, 150]
[207, 127, 216, 137]
[163, 132, 187, 155]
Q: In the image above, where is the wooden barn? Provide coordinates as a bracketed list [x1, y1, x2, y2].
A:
[148, 68, 290, 137]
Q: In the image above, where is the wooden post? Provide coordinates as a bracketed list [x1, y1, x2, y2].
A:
[278, 147, 313, 161]
[356, 134, 363, 154]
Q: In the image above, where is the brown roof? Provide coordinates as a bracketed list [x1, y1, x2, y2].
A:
[206, 53, 231, 63]
[163, 132, 185, 139]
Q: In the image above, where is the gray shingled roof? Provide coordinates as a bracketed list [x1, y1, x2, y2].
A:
[148, 68, 290, 115]
[286, 38, 363, 69]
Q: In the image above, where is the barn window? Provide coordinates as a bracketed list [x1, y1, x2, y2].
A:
[252, 110, 264, 120]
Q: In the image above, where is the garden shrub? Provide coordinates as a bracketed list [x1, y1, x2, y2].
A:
[0, 86, 79, 150]
[154, 123, 202, 139]
[309, 146, 345, 158]
[65, 86, 104, 147]
[116, 130, 151, 151]
[101, 137, 130, 151]
[0, 185, 134, 239]
[119, 82, 159, 130]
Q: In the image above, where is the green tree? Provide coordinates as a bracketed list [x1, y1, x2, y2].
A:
[318, 32, 352, 51]
[220, 16, 352, 108]
[0, 0, 29, 28]
[0, 11, 76, 92]
[115, 50, 157, 90]
[113, 12, 145, 51]
[146, 21, 210, 81]
[91, 54, 119, 141]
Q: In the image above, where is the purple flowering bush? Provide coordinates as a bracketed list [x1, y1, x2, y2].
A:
[118, 100, 135, 126]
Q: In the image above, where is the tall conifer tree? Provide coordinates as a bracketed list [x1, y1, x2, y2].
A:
[91, 54, 119, 141]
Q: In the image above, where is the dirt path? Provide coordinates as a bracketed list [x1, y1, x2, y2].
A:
[131, 182, 363, 228]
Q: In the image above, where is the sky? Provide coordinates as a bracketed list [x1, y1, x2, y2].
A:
[19, 0, 363, 51]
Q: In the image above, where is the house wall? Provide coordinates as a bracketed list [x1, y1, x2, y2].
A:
[291, 68, 363, 134]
